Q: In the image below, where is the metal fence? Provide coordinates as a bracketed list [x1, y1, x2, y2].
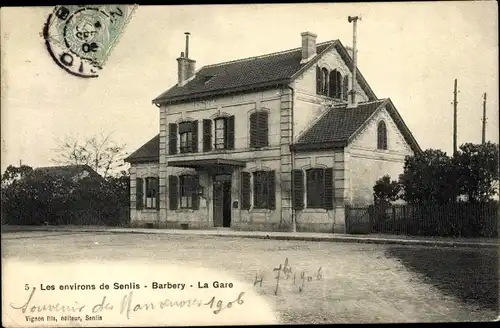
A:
[346, 202, 499, 237]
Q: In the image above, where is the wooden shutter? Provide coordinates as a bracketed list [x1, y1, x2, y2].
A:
[191, 175, 200, 210]
[324, 168, 334, 210]
[249, 112, 257, 148]
[240, 172, 251, 210]
[203, 119, 212, 152]
[154, 177, 160, 210]
[168, 123, 178, 155]
[168, 175, 178, 210]
[268, 170, 276, 210]
[316, 66, 321, 94]
[343, 75, 349, 101]
[136, 178, 143, 210]
[258, 112, 269, 147]
[225, 116, 235, 150]
[191, 120, 198, 152]
[291, 169, 304, 210]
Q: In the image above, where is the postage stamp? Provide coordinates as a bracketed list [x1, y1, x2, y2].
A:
[42, 5, 137, 78]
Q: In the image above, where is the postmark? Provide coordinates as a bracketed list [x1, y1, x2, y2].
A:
[42, 5, 137, 78]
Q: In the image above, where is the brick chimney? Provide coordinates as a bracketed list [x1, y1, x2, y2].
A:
[177, 32, 196, 87]
[300, 31, 317, 64]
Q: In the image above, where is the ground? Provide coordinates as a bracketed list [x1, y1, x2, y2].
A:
[2, 231, 498, 324]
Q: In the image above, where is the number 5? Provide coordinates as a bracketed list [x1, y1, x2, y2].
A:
[25, 284, 29, 290]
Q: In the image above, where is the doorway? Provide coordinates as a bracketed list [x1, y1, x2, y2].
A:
[213, 174, 232, 227]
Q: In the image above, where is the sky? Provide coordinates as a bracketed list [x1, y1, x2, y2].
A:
[1, 2, 498, 173]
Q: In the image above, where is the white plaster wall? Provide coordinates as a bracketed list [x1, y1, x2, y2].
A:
[346, 107, 414, 206]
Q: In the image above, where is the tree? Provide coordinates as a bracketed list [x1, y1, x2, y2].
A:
[373, 175, 401, 205]
[1, 164, 33, 186]
[398, 149, 457, 204]
[453, 142, 499, 202]
[52, 133, 128, 178]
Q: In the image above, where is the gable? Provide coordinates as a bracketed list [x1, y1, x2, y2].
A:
[291, 44, 372, 103]
[348, 106, 413, 155]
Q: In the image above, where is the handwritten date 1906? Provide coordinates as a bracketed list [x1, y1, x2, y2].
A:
[253, 258, 323, 296]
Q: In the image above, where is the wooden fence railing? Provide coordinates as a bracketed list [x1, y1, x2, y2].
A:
[346, 202, 499, 237]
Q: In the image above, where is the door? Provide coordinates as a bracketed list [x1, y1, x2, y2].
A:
[213, 174, 232, 227]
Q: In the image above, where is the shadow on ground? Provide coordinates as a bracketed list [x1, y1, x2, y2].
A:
[386, 246, 499, 311]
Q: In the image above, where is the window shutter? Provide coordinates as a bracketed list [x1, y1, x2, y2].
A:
[343, 75, 349, 101]
[328, 71, 335, 98]
[191, 120, 198, 152]
[168, 175, 178, 210]
[203, 119, 212, 152]
[316, 66, 321, 94]
[168, 123, 178, 155]
[324, 168, 334, 210]
[258, 112, 269, 147]
[191, 175, 200, 210]
[241, 172, 251, 210]
[249, 113, 257, 148]
[136, 178, 143, 210]
[268, 170, 276, 210]
[225, 116, 235, 150]
[154, 177, 160, 210]
[292, 170, 304, 210]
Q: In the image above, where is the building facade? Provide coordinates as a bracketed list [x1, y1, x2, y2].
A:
[125, 31, 421, 233]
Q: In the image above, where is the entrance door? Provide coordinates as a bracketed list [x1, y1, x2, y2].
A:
[213, 174, 232, 227]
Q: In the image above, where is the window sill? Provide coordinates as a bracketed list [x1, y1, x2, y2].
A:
[140, 209, 158, 213]
[301, 208, 328, 213]
[248, 208, 274, 213]
[175, 209, 196, 213]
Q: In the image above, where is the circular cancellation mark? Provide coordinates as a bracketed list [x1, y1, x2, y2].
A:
[42, 5, 136, 78]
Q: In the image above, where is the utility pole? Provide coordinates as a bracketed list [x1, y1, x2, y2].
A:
[348, 15, 361, 107]
[453, 79, 458, 154]
[482, 92, 487, 144]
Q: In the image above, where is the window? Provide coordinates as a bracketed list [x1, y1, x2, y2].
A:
[377, 121, 388, 150]
[253, 171, 270, 209]
[178, 121, 198, 154]
[329, 70, 342, 98]
[215, 117, 226, 149]
[240, 171, 275, 210]
[306, 168, 325, 208]
[291, 168, 334, 210]
[179, 175, 195, 209]
[145, 177, 158, 209]
[249, 111, 269, 148]
[180, 131, 193, 153]
[135, 177, 159, 211]
[168, 175, 200, 210]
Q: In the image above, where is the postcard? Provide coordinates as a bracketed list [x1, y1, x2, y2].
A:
[1, 3, 499, 327]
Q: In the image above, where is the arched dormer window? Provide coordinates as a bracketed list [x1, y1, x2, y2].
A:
[377, 121, 388, 150]
[329, 69, 342, 98]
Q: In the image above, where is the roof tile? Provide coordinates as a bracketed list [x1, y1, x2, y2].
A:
[297, 100, 386, 144]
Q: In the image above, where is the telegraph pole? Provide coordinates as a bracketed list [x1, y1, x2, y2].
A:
[453, 79, 458, 154]
[482, 92, 487, 144]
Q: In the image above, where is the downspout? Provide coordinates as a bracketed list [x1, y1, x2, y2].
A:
[287, 85, 296, 233]
[154, 101, 161, 228]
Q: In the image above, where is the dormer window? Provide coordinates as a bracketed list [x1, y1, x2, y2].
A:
[329, 69, 342, 98]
